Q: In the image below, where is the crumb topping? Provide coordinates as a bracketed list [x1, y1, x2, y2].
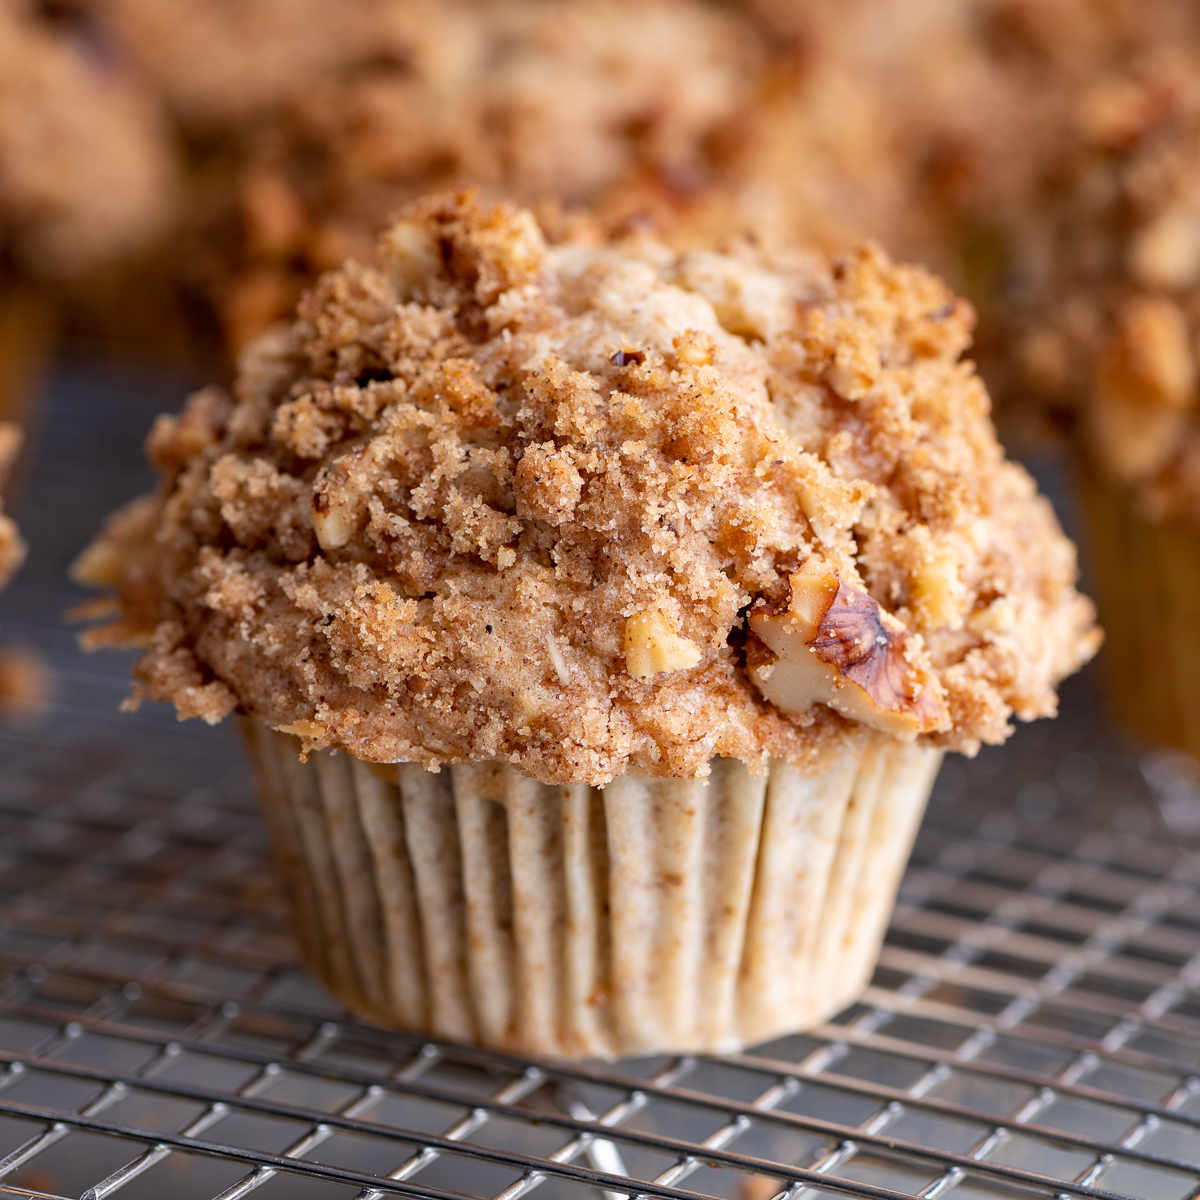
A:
[77, 193, 1099, 783]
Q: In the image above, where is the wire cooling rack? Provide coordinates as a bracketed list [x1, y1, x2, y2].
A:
[1, 361, 1200, 1200]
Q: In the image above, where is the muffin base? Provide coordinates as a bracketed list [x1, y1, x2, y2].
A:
[241, 720, 941, 1059]
[1080, 466, 1200, 757]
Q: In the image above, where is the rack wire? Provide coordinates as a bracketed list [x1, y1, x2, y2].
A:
[1, 360, 1199, 1200]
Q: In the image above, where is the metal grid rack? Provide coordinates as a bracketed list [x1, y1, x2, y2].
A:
[1, 362, 1200, 1200]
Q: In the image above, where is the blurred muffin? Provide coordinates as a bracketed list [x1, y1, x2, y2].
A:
[0, 0, 175, 413]
[97, 0, 387, 130]
[91, 0, 766, 357]
[991, 51, 1200, 755]
[0, 1, 173, 278]
[670, 0, 1200, 431]
[77, 194, 1098, 1056]
[713, 1, 1195, 262]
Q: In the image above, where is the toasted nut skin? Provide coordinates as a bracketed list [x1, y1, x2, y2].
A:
[810, 583, 890, 671]
[750, 568, 949, 740]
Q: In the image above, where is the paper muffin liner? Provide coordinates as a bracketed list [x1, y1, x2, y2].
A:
[241, 719, 942, 1059]
[1080, 466, 1200, 756]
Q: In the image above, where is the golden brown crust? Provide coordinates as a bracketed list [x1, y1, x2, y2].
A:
[79, 194, 1099, 782]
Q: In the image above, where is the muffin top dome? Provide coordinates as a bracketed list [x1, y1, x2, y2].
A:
[77, 192, 1099, 783]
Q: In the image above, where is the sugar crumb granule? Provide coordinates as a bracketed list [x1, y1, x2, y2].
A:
[76, 192, 1099, 784]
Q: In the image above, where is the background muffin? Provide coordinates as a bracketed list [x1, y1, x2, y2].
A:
[982, 50, 1200, 756]
[80, 0, 765, 358]
[0, 0, 175, 420]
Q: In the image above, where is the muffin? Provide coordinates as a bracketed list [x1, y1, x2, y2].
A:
[0, 1, 172, 280]
[75, 193, 1099, 1056]
[675, 0, 1200, 437]
[0, 0, 175, 417]
[987, 52, 1200, 755]
[91, 0, 766, 357]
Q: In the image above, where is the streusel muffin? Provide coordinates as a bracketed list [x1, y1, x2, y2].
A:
[0, 0, 175, 419]
[0, 1, 172, 279]
[76, 194, 1099, 1056]
[94, 0, 765, 356]
[988, 52, 1200, 756]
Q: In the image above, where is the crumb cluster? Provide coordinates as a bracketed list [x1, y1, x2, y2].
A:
[78, 194, 1099, 783]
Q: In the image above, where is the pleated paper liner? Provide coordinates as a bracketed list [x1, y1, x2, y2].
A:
[241, 719, 942, 1059]
[1079, 464, 1200, 758]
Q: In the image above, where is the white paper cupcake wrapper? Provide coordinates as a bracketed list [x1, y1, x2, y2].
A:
[241, 720, 942, 1058]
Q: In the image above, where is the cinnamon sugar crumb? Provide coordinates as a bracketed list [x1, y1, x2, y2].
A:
[78, 193, 1099, 783]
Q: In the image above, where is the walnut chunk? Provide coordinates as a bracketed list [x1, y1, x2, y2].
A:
[276, 719, 326, 739]
[624, 610, 702, 679]
[672, 331, 714, 366]
[311, 486, 359, 551]
[905, 532, 966, 631]
[750, 565, 949, 741]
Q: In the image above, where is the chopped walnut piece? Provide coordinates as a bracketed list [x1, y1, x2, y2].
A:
[624, 610, 702, 679]
[276, 718, 326, 739]
[0, 1, 174, 277]
[750, 565, 949, 742]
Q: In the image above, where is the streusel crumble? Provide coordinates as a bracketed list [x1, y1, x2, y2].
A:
[77, 193, 1099, 783]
